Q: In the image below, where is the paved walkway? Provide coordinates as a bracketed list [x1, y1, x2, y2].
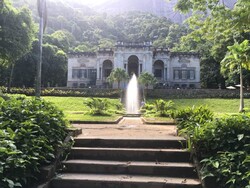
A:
[73, 117, 178, 139]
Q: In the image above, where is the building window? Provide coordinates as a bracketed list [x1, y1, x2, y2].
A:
[174, 69, 195, 80]
[174, 70, 179, 80]
[189, 70, 195, 80]
[165, 68, 167, 80]
[182, 70, 187, 80]
[72, 69, 78, 79]
[73, 83, 78, 88]
[72, 69, 97, 79]
[88, 69, 97, 80]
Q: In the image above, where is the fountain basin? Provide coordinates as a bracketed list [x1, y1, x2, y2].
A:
[123, 113, 142, 117]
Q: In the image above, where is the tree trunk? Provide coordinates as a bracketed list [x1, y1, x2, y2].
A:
[239, 65, 244, 112]
[118, 81, 120, 89]
[7, 63, 15, 93]
[35, 0, 45, 98]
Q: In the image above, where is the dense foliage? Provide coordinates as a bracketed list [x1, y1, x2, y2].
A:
[175, 0, 250, 88]
[83, 97, 124, 116]
[0, 0, 36, 90]
[0, 97, 69, 187]
[0, 87, 122, 98]
[107, 68, 129, 89]
[0, 0, 190, 89]
[142, 99, 175, 117]
[174, 107, 250, 188]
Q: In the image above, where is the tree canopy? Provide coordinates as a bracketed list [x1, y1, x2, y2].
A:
[175, 0, 250, 88]
[0, 0, 35, 65]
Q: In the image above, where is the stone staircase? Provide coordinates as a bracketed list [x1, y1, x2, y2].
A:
[50, 137, 202, 188]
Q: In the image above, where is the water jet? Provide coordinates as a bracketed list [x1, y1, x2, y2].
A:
[125, 74, 140, 116]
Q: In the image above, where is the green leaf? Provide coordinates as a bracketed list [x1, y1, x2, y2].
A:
[237, 134, 244, 141]
[212, 161, 219, 168]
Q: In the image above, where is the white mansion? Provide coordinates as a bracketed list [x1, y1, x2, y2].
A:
[67, 42, 200, 89]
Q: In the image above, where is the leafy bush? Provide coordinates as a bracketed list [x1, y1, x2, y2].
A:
[173, 106, 214, 136]
[0, 97, 69, 187]
[142, 99, 175, 117]
[83, 98, 124, 116]
[193, 115, 250, 156]
[154, 99, 175, 117]
[201, 151, 249, 188]
[84, 98, 110, 115]
[193, 115, 250, 188]
[174, 109, 250, 188]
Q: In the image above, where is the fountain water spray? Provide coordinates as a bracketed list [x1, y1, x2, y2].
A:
[126, 74, 139, 114]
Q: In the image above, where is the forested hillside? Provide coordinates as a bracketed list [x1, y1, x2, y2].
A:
[11, 0, 188, 52]
[3, 0, 246, 89]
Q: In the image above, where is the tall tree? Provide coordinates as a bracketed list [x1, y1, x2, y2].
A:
[175, 0, 250, 88]
[36, 0, 47, 97]
[221, 40, 250, 112]
[0, 0, 35, 90]
[107, 68, 128, 89]
[138, 72, 157, 101]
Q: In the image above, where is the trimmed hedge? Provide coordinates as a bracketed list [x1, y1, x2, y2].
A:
[0, 87, 122, 98]
[2, 87, 250, 99]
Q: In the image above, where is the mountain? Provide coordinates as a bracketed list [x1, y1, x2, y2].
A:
[89, 0, 236, 23]
[92, 0, 189, 23]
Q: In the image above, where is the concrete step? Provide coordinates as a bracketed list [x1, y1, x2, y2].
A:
[63, 159, 198, 178]
[51, 173, 202, 188]
[69, 147, 191, 162]
[74, 137, 187, 149]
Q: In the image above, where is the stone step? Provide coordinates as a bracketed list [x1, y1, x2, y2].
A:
[74, 137, 186, 149]
[51, 173, 202, 188]
[63, 159, 198, 178]
[69, 147, 191, 162]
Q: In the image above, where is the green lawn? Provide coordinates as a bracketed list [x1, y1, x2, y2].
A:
[42, 97, 122, 121]
[41, 97, 248, 121]
[171, 98, 249, 115]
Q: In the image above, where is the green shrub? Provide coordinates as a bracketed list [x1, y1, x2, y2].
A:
[142, 99, 175, 117]
[193, 115, 250, 156]
[173, 106, 214, 136]
[0, 97, 69, 187]
[201, 151, 249, 188]
[0, 86, 122, 98]
[83, 98, 124, 116]
[196, 115, 250, 187]
[84, 98, 110, 115]
[175, 110, 250, 188]
[154, 99, 175, 117]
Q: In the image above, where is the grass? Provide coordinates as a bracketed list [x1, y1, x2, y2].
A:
[171, 98, 249, 115]
[41, 97, 250, 121]
[42, 97, 122, 121]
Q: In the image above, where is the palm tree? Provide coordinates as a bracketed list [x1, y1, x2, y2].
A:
[107, 68, 129, 89]
[221, 40, 250, 112]
[139, 72, 157, 101]
[139, 72, 157, 89]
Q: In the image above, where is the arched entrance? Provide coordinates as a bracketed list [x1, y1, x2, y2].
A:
[153, 60, 164, 81]
[128, 55, 139, 76]
[103, 60, 113, 79]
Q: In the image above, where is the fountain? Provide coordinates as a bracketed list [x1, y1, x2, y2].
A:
[125, 74, 140, 115]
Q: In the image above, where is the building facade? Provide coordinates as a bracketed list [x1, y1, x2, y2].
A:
[67, 42, 200, 89]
